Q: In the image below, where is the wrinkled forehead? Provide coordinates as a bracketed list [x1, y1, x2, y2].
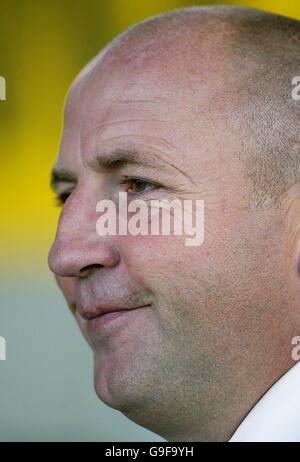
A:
[65, 66, 188, 135]
[58, 40, 243, 180]
[63, 34, 236, 133]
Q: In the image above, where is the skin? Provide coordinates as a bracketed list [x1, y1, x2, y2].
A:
[48, 13, 300, 441]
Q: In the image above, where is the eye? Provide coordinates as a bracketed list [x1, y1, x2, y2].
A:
[120, 177, 160, 195]
[54, 191, 72, 207]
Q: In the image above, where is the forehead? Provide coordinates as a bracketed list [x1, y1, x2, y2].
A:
[63, 37, 233, 129]
[65, 58, 191, 129]
[58, 50, 241, 181]
[61, 70, 175, 166]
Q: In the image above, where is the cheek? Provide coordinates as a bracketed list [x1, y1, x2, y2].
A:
[121, 233, 182, 269]
[119, 233, 211, 293]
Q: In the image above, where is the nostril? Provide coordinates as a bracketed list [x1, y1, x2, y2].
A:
[79, 263, 104, 277]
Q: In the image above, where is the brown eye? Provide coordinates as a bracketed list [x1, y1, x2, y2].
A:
[122, 178, 158, 194]
[128, 178, 151, 193]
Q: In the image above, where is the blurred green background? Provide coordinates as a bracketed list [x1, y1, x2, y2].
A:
[0, 0, 299, 442]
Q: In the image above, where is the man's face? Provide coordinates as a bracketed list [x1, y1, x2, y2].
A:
[48, 53, 291, 437]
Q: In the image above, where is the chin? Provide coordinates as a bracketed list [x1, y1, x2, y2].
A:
[93, 367, 140, 413]
[92, 347, 159, 416]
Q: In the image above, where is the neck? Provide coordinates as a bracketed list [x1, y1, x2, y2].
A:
[123, 357, 295, 442]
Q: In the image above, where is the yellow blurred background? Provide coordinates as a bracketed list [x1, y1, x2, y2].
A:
[1, 0, 300, 276]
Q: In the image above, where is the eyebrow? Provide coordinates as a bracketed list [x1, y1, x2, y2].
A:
[93, 147, 165, 171]
[94, 147, 194, 184]
[50, 168, 78, 191]
[50, 147, 174, 191]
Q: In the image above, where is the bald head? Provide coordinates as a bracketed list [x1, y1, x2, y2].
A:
[73, 5, 300, 209]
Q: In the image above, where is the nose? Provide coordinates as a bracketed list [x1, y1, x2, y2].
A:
[48, 193, 120, 278]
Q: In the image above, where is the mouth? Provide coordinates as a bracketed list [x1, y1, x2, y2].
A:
[82, 305, 152, 334]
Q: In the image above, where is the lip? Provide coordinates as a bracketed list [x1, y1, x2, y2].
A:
[82, 305, 151, 333]
[77, 302, 150, 321]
